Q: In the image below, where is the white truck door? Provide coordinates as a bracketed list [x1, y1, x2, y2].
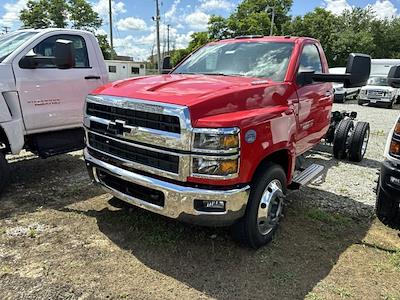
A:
[13, 33, 104, 134]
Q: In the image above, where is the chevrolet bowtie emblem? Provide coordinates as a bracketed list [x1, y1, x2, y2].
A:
[107, 120, 131, 136]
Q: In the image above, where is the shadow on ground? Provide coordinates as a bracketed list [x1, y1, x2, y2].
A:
[64, 187, 373, 300]
[0, 152, 103, 218]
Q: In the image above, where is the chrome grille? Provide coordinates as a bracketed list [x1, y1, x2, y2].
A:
[84, 95, 192, 181]
[86, 102, 181, 133]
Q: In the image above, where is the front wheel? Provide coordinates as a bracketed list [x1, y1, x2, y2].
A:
[0, 153, 10, 195]
[231, 163, 286, 249]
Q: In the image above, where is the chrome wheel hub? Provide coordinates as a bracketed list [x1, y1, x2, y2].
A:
[257, 179, 284, 236]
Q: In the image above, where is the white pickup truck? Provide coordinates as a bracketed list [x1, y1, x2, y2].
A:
[0, 28, 108, 193]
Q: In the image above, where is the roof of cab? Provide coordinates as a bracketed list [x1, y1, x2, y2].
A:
[212, 36, 319, 44]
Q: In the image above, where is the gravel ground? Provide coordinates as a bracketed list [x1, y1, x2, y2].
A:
[0, 100, 399, 300]
[289, 100, 400, 218]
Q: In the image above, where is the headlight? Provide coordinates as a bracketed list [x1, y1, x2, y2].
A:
[192, 157, 239, 177]
[192, 128, 240, 152]
[360, 90, 367, 96]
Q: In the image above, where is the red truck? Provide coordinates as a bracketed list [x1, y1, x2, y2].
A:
[83, 36, 371, 248]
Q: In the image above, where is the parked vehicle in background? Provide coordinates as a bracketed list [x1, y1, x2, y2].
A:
[376, 66, 400, 226]
[358, 75, 399, 108]
[329, 67, 360, 103]
[106, 60, 146, 81]
[0, 28, 108, 194]
[83, 35, 371, 248]
[371, 59, 400, 75]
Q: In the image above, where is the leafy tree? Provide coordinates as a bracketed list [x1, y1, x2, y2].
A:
[20, 0, 101, 32]
[68, 0, 102, 30]
[209, 0, 293, 39]
[171, 32, 210, 66]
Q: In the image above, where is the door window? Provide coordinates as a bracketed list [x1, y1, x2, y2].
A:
[27, 34, 90, 68]
[298, 44, 323, 73]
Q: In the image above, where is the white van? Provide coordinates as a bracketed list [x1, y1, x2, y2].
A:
[358, 59, 400, 109]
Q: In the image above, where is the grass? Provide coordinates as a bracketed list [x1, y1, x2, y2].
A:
[306, 208, 353, 226]
[389, 251, 400, 272]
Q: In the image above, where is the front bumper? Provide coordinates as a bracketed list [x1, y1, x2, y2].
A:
[358, 97, 393, 106]
[379, 159, 400, 203]
[84, 149, 250, 226]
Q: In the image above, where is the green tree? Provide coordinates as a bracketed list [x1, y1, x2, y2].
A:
[20, 0, 101, 32]
[96, 34, 116, 60]
[209, 0, 293, 39]
[171, 32, 210, 66]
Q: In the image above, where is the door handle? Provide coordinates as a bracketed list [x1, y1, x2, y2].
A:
[85, 75, 101, 80]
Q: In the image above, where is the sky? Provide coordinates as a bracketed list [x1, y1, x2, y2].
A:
[0, 0, 399, 61]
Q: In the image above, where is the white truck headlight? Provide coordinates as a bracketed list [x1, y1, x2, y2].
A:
[192, 128, 240, 152]
[192, 157, 239, 177]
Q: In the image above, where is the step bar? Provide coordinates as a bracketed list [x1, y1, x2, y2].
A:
[290, 163, 324, 189]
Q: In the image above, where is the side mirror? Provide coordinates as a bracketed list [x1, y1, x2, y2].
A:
[18, 39, 75, 70]
[388, 65, 400, 88]
[54, 39, 75, 69]
[300, 53, 371, 88]
[162, 56, 172, 74]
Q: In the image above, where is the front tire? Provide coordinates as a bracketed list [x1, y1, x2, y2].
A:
[0, 153, 10, 195]
[231, 163, 286, 249]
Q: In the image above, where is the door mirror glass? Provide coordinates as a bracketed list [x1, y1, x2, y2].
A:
[162, 56, 172, 74]
[343, 53, 371, 88]
[388, 65, 400, 88]
[54, 39, 75, 69]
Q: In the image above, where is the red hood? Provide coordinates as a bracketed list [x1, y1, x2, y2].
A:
[93, 75, 292, 124]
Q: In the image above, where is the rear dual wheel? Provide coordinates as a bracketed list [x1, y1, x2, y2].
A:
[333, 119, 370, 162]
[231, 163, 286, 249]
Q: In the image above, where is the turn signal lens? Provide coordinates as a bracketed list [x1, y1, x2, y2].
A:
[192, 157, 239, 177]
[223, 135, 239, 149]
[390, 140, 400, 156]
[394, 122, 400, 135]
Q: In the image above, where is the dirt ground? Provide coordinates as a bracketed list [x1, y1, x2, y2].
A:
[1, 102, 400, 300]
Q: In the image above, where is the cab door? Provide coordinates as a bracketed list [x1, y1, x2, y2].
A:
[12, 32, 105, 134]
[295, 43, 333, 155]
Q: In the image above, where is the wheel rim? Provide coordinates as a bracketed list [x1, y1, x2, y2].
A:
[361, 128, 370, 156]
[257, 179, 284, 236]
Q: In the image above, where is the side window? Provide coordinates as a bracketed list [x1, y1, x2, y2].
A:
[30, 34, 89, 68]
[109, 65, 117, 73]
[298, 44, 323, 74]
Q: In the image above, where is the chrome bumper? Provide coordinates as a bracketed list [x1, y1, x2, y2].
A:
[84, 149, 250, 226]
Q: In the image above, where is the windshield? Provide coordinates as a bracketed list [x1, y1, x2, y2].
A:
[0, 31, 37, 63]
[173, 42, 294, 82]
[368, 76, 389, 86]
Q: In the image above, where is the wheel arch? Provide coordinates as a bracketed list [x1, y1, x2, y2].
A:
[251, 148, 295, 185]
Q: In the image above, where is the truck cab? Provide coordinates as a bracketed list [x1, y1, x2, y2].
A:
[0, 28, 108, 193]
[83, 36, 370, 248]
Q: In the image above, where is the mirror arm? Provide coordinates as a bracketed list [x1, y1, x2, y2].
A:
[312, 73, 351, 83]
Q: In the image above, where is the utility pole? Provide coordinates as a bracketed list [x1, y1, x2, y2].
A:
[167, 24, 170, 56]
[109, 0, 114, 59]
[265, 6, 275, 36]
[155, 0, 161, 73]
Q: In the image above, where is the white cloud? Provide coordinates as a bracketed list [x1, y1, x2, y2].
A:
[0, 0, 27, 28]
[113, 35, 149, 61]
[165, 0, 181, 22]
[368, 0, 397, 20]
[116, 17, 147, 31]
[92, 0, 126, 20]
[199, 0, 234, 11]
[185, 10, 210, 30]
[323, 0, 352, 15]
